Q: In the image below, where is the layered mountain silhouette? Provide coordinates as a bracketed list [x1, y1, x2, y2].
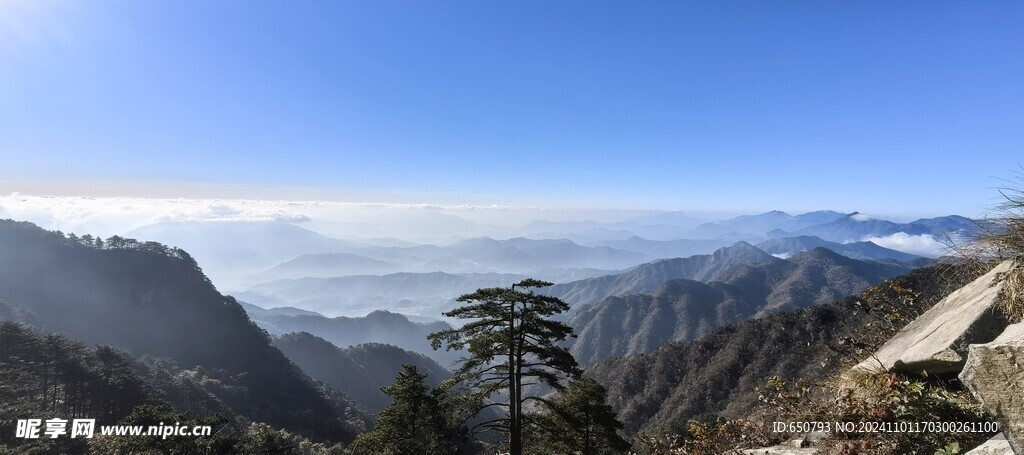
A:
[545, 242, 779, 306]
[125, 220, 356, 288]
[240, 302, 460, 366]
[254, 252, 400, 281]
[339, 237, 646, 275]
[273, 332, 450, 414]
[756, 235, 922, 262]
[687, 210, 847, 238]
[0, 220, 363, 441]
[584, 264, 976, 434]
[567, 248, 912, 365]
[240, 271, 529, 316]
[592, 237, 735, 260]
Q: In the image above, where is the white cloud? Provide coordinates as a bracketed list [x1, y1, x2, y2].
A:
[864, 233, 946, 257]
[850, 213, 873, 222]
[0, 194, 321, 237]
[0, 193, 595, 240]
[771, 252, 792, 259]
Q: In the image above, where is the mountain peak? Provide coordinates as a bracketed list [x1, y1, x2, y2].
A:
[791, 246, 852, 264]
[714, 241, 773, 260]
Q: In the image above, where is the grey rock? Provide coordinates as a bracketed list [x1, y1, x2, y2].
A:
[964, 433, 1014, 454]
[852, 261, 1013, 376]
[960, 324, 1024, 454]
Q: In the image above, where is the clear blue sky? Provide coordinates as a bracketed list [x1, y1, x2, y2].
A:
[1, 1, 1021, 216]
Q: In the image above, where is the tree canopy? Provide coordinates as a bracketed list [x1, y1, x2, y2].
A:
[429, 279, 583, 455]
[350, 364, 463, 455]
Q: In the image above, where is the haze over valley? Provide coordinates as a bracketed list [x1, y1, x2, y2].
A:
[0, 194, 967, 324]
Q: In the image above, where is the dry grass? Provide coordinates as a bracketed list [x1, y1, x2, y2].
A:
[997, 264, 1024, 323]
[952, 175, 1024, 323]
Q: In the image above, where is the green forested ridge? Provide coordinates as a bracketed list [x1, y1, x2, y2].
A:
[0, 321, 363, 454]
[0, 220, 365, 443]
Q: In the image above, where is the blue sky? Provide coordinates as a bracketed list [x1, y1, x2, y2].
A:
[1, 1, 1022, 217]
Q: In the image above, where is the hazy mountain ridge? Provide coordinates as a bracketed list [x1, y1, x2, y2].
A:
[0, 219, 363, 441]
[756, 235, 922, 262]
[255, 252, 399, 281]
[545, 242, 779, 307]
[273, 332, 450, 414]
[592, 237, 736, 260]
[567, 248, 913, 365]
[786, 213, 976, 243]
[240, 302, 459, 367]
[241, 271, 530, 316]
[125, 220, 356, 286]
[120, 211, 973, 322]
[687, 210, 848, 238]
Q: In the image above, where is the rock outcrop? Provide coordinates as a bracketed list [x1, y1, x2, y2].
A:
[964, 434, 1014, 455]
[852, 261, 1013, 375]
[960, 323, 1024, 454]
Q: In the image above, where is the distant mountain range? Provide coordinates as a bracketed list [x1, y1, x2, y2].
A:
[240, 301, 459, 366]
[567, 248, 913, 365]
[119, 211, 976, 319]
[591, 237, 736, 260]
[777, 213, 981, 244]
[239, 272, 530, 317]
[126, 220, 357, 288]
[688, 210, 848, 238]
[254, 252, 401, 280]
[755, 235, 923, 262]
[544, 242, 779, 307]
[237, 237, 932, 318]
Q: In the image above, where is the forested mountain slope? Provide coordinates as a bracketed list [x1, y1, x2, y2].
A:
[273, 333, 450, 414]
[585, 264, 979, 434]
[568, 248, 913, 365]
[0, 220, 363, 442]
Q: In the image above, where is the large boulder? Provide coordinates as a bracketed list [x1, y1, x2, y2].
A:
[852, 261, 1013, 376]
[960, 323, 1024, 454]
[964, 434, 1014, 455]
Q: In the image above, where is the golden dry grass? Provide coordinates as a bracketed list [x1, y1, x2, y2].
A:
[953, 176, 1024, 322]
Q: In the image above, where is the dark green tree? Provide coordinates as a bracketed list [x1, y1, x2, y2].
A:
[428, 279, 581, 455]
[530, 378, 630, 455]
[350, 364, 462, 455]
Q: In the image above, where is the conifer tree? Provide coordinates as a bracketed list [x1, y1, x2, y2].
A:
[350, 364, 461, 455]
[530, 378, 630, 455]
[429, 279, 581, 455]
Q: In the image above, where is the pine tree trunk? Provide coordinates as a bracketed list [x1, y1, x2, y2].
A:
[509, 299, 521, 455]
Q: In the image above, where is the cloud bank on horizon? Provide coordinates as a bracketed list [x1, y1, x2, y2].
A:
[0, 193, 655, 241]
[0, 192, 961, 259]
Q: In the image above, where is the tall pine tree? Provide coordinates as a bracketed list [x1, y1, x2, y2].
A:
[429, 279, 581, 455]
